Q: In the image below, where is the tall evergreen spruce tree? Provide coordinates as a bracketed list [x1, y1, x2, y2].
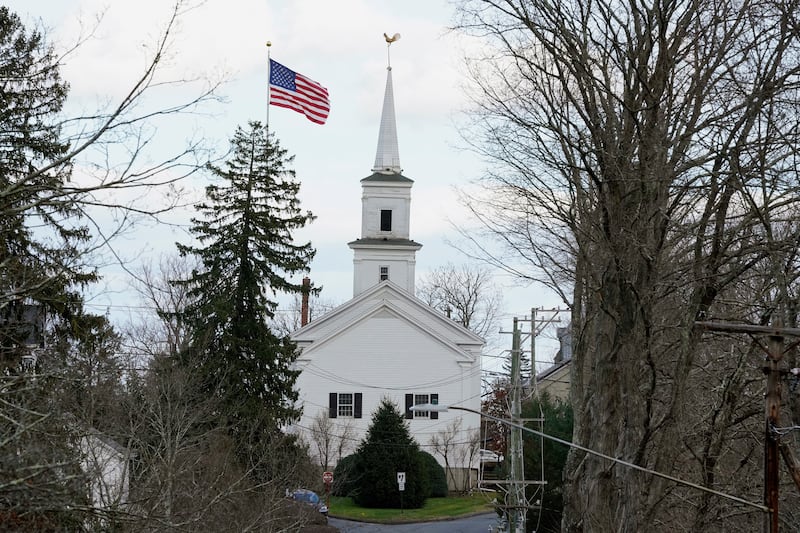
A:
[353, 398, 428, 508]
[175, 121, 315, 442]
[0, 7, 95, 374]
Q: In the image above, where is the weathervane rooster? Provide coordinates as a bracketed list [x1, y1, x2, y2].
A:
[383, 32, 401, 68]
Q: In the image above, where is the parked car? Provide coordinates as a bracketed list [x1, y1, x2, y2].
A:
[290, 488, 328, 516]
[479, 448, 504, 463]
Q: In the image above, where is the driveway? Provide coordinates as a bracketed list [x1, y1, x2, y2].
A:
[328, 513, 500, 533]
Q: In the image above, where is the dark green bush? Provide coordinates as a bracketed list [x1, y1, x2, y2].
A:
[419, 451, 448, 497]
[351, 398, 428, 508]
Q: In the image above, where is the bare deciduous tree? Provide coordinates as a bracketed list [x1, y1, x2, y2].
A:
[428, 418, 480, 494]
[1, 1, 223, 319]
[454, 0, 800, 529]
[0, 2, 233, 527]
[123, 359, 321, 532]
[0, 376, 92, 529]
[270, 293, 339, 338]
[306, 410, 356, 472]
[124, 253, 197, 368]
[417, 263, 502, 342]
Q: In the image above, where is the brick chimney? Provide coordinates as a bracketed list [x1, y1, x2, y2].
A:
[301, 277, 311, 326]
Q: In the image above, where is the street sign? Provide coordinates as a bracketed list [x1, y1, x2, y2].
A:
[396, 471, 406, 484]
[322, 471, 333, 484]
[398, 482, 405, 492]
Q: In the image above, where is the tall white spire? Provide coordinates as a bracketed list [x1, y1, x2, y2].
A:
[350, 33, 421, 297]
[372, 34, 402, 174]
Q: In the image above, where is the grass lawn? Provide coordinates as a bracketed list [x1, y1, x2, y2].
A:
[328, 493, 496, 523]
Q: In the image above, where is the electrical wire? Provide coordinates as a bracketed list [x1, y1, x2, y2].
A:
[295, 390, 488, 441]
[298, 361, 484, 391]
[774, 425, 800, 435]
[447, 406, 770, 513]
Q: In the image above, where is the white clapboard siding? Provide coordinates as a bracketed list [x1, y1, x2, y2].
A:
[291, 281, 483, 470]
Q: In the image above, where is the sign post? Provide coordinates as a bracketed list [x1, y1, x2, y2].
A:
[397, 471, 406, 513]
[323, 471, 333, 510]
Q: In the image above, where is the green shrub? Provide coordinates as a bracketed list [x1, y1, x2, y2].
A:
[523, 393, 574, 532]
[352, 398, 428, 508]
[419, 451, 448, 497]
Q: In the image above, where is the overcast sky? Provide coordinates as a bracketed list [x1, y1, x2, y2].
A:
[7, 0, 566, 368]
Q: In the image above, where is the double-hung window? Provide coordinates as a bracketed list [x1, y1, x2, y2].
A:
[329, 392, 362, 419]
[338, 393, 354, 417]
[413, 394, 430, 418]
[404, 393, 439, 420]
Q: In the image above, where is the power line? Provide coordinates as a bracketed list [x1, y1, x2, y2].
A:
[451, 405, 768, 513]
[299, 361, 483, 391]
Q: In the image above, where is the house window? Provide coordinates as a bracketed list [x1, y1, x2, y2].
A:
[413, 394, 430, 418]
[380, 209, 392, 231]
[405, 393, 439, 420]
[339, 393, 354, 417]
[329, 392, 362, 419]
[379, 266, 389, 281]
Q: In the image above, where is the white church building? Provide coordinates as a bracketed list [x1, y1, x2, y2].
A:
[290, 49, 484, 489]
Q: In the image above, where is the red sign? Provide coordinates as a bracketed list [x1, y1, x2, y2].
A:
[322, 471, 333, 484]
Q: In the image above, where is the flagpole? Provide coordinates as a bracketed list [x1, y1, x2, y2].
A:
[265, 41, 272, 136]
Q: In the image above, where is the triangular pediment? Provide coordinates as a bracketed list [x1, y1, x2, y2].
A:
[291, 281, 483, 363]
[371, 308, 395, 319]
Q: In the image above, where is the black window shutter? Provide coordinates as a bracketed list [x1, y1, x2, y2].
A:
[329, 393, 338, 418]
[430, 394, 439, 419]
[405, 393, 413, 419]
[354, 393, 363, 419]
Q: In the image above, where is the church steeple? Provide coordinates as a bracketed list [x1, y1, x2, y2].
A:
[348, 35, 422, 297]
[372, 65, 401, 174]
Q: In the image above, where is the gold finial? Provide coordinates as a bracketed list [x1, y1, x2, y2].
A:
[266, 41, 272, 47]
[384, 32, 401, 43]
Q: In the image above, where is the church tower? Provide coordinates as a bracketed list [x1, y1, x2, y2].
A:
[348, 39, 422, 296]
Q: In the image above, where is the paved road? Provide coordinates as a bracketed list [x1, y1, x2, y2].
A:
[328, 513, 500, 533]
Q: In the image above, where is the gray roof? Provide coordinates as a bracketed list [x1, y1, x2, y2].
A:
[347, 237, 423, 248]
[361, 171, 414, 183]
[535, 358, 571, 383]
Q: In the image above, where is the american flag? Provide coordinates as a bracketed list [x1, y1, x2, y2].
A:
[269, 59, 330, 125]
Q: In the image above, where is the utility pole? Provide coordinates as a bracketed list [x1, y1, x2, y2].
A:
[765, 333, 782, 533]
[508, 317, 525, 533]
[495, 308, 569, 532]
[696, 321, 800, 533]
[529, 307, 569, 372]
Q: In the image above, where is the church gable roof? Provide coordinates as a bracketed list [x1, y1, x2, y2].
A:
[294, 295, 478, 364]
[292, 281, 484, 352]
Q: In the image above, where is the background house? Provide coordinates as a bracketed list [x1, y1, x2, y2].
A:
[535, 326, 572, 402]
[79, 430, 133, 516]
[0, 302, 45, 373]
